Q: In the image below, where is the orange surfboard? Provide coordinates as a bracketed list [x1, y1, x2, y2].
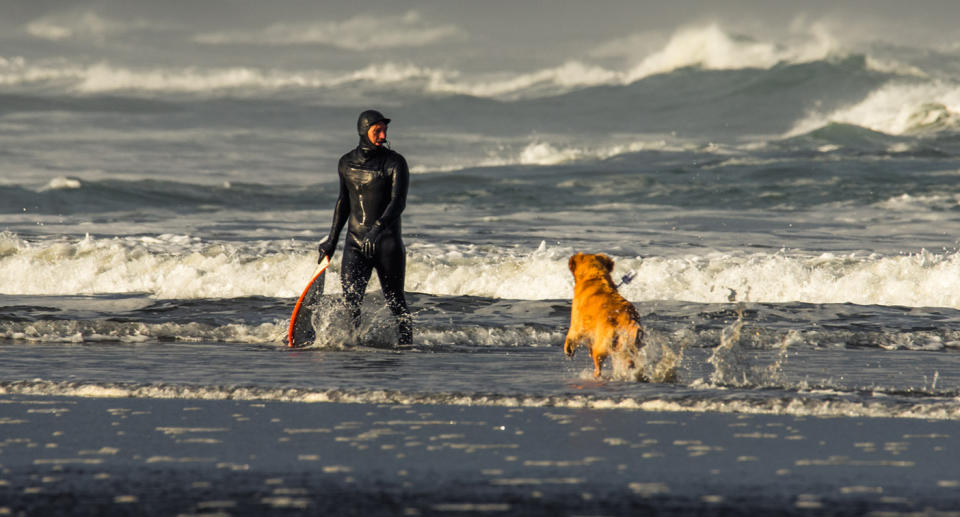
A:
[288, 255, 330, 347]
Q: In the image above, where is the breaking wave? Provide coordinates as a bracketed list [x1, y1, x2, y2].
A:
[4, 233, 960, 308]
[789, 80, 960, 136]
[0, 23, 916, 100]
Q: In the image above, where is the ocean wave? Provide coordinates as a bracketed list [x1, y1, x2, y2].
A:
[620, 22, 837, 83]
[0, 232, 318, 299]
[875, 192, 960, 212]
[788, 80, 960, 136]
[0, 317, 566, 348]
[453, 139, 683, 170]
[0, 177, 328, 215]
[3, 298, 958, 352]
[0, 23, 912, 100]
[25, 10, 164, 42]
[4, 234, 960, 309]
[2, 379, 958, 420]
[193, 10, 463, 49]
[0, 56, 451, 94]
[0, 318, 281, 344]
[39, 176, 83, 191]
[623, 249, 960, 308]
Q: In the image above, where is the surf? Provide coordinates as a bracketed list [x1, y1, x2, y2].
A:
[5, 234, 960, 309]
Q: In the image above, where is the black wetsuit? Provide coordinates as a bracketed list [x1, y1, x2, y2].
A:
[318, 111, 412, 344]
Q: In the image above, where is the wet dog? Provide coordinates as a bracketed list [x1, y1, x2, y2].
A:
[564, 253, 644, 378]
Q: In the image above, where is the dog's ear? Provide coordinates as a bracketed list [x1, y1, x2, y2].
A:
[599, 254, 614, 272]
[568, 253, 580, 273]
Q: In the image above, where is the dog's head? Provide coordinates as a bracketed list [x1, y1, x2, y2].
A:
[568, 253, 615, 281]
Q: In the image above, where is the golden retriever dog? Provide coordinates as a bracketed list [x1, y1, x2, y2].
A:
[564, 253, 644, 379]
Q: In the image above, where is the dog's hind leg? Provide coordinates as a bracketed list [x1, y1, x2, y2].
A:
[563, 330, 587, 357]
[614, 321, 645, 372]
[592, 350, 607, 378]
[612, 329, 637, 370]
[591, 327, 616, 378]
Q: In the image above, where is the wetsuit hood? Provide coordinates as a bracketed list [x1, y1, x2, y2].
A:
[357, 109, 391, 149]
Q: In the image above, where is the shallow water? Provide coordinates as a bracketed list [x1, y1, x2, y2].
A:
[4, 292, 960, 420]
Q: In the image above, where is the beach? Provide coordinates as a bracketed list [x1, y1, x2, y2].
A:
[2, 394, 958, 516]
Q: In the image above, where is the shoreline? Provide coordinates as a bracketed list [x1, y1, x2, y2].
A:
[3, 377, 960, 421]
[2, 394, 958, 515]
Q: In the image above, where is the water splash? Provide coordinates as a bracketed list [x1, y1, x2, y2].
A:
[303, 294, 400, 350]
[605, 329, 683, 383]
[708, 304, 790, 388]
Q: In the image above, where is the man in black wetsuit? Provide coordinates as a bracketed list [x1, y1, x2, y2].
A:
[316, 110, 412, 345]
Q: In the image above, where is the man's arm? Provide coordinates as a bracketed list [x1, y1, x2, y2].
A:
[373, 154, 409, 230]
[318, 171, 350, 260]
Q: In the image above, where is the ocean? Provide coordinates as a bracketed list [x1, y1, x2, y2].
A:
[3, 6, 960, 512]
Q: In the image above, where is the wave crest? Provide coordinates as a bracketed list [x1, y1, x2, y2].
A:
[193, 10, 463, 49]
[623, 22, 837, 83]
[4, 234, 960, 309]
[789, 80, 960, 136]
[0, 23, 865, 100]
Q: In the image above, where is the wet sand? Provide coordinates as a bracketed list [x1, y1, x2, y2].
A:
[1, 394, 958, 516]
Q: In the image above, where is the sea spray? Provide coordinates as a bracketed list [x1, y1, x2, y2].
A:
[7, 233, 960, 308]
[301, 293, 401, 350]
[708, 304, 791, 388]
[609, 333, 683, 384]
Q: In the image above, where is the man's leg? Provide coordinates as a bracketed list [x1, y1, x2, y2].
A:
[375, 237, 412, 345]
[340, 245, 373, 331]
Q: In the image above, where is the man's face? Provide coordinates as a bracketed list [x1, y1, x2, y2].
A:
[367, 122, 387, 146]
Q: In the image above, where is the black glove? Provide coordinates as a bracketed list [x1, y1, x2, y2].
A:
[360, 223, 383, 259]
[317, 236, 336, 263]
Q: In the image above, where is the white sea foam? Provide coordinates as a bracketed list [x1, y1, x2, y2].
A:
[428, 23, 841, 99]
[0, 56, 451, 94]
[788, 80, 960, 136]
[428, 61, 620, 99]
[27, 9, 462, 50]
[875, 193, 960, 212]
[0, 318, 567, 347]
[74, 62, 451, 94]
[621, 23, 836, 84]
[0, 232, 319, 299]
[40, 176, 83, 191]
[0, 319, 281, 345]
[622, 250, 960, 308]
[193, 10, 463, 49]
[518, 142, 585, 166]
[410, 138, 682, 173]
[0, 23, 852, 99]
[2, 379, 958, 420]
[3, 234, 960, 309]
[410, 137, 684, 173]
[511, 139, 681, 167]
[25, 11, 160, 42]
